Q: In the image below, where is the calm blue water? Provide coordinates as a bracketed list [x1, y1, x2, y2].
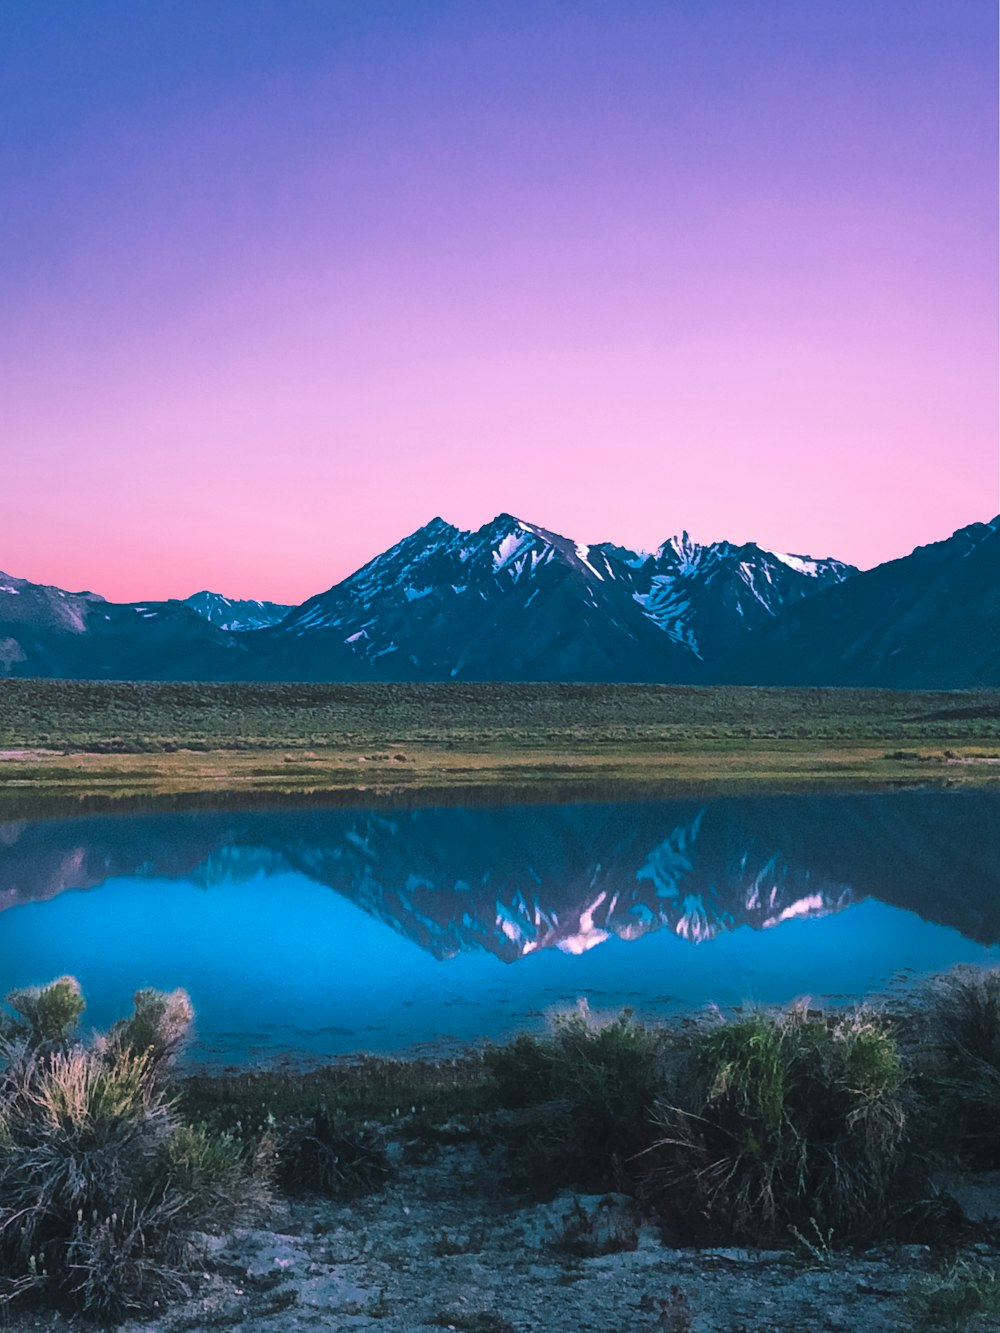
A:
[1, 791, 998, 1063]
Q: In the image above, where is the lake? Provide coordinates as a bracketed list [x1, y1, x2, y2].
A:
[1, 790, 998, 1064]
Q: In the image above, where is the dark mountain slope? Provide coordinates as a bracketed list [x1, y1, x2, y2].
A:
[0, 573, 250, 680]
[718, 518, 1000, 688]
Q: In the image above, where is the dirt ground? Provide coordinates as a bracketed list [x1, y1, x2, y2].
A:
[7, 1146, 1000, 1333]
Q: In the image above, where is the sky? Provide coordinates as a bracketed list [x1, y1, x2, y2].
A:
[1, 0, 997, 603]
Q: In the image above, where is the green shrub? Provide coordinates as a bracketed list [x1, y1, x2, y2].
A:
[644, 1004, 907, 1242]
[484, 1032, 555, 1108]
[279, 1107, 390, 1197]
[159, 1122, 273, 1225]
[485, 1007, 668, 1192]
[0, 978, 268, 1321]
[1, 976, 85, 1045]
[905, 1257, 1000, 1330]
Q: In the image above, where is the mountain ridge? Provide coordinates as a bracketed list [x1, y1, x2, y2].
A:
[716, 516, 1000, 688]
[270, 512, 855, 680]
[182, 591, 292, 632]
[0, 513, 994, 686]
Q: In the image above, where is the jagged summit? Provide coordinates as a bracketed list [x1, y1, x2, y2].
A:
[269, 512, 859, 678]
[658, 531, 705, 570]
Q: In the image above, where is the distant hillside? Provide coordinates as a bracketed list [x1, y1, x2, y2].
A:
[183, 591, 291, 632]
[0, 574, 248, 680]
[715, 517, 1000, 688]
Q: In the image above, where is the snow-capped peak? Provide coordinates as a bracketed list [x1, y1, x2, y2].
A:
[659, 531, 705, 573]
[466, 514, 560, 577]
[269, 511, 861, 673]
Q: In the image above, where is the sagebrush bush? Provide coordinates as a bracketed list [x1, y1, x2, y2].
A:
[0, 978, 269, 1321]
[644, 1004, 908, 1242]
[1, 975, 85, 1045]
[106, 987, 195, 1073]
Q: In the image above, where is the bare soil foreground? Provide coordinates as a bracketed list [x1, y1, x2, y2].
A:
[1, 680, 999, 816]
[5, 1146, 1000, 1333]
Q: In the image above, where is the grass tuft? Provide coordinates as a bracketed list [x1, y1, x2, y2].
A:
[905, 1257, 1000, 1331]
[926, 967, 1000, 1167]
[485, 1005, 668, 1192]
[644, 1004, 907, 1242]
[279, 1107, 390, 1197]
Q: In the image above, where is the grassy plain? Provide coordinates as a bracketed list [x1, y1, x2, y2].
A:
[0, 677, 997, 810]
[0, 679, 998, 815]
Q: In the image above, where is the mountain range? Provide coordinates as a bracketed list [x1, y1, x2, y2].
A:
[0, 513, 996, 686]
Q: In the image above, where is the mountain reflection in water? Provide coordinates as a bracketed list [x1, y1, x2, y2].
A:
[0, 792, 998, 1061]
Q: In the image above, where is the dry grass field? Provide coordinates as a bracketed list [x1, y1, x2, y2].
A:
[1, 679, 998, 815]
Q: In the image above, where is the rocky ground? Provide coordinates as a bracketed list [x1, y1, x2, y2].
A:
[8, 1147, 1000, 1333]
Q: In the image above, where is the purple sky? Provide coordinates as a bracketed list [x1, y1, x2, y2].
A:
[2, 1, 997, 603]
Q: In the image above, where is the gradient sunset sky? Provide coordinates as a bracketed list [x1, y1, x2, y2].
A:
[2, 1, 997, 603]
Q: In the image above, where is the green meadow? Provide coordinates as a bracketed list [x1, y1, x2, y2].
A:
[1, 679, 998, 815]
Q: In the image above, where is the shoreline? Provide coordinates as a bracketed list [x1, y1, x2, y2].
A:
[2, 745, 999, 822]
[4, 966, 1000, 1330]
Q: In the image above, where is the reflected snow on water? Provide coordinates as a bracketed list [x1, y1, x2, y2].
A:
[0, 791, 998, 1063]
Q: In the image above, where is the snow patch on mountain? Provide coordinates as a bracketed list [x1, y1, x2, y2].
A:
[632, 578, 700, 655]
[737, 562, 774, 611]
[492, 531, 533, 571]
[184, 591, 292, 631]
[574, 544, 605, 581]
[766, 551, 822, 576]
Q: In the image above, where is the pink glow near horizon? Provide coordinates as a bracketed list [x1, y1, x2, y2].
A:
[2, 2, 996, 604]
